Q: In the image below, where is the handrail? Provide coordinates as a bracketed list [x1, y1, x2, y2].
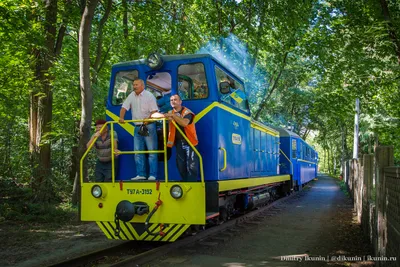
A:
[111, 123, 116, 182]
[80, 122, 110, 185]
[219, 147, 227, 171]
[297, 159, 317, 165]
[162, 118, 168, 184]
[171, 120, 205, 187]
[279, 148, 293, 174]
[80, 118, 167, 186]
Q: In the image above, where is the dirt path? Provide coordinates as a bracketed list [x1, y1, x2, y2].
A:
[147, 175, 375, 266]
[0, 220, 125, 267]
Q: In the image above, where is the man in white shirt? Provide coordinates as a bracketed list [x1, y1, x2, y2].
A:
[119, 79, 159, 181]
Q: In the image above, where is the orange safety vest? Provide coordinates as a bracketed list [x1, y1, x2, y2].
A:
[167, 107, 198, 147]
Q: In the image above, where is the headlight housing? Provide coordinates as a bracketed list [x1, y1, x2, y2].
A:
[146, 52, 163, 70]
[91, 185, 102, 198]
[170, 185, 183, 199]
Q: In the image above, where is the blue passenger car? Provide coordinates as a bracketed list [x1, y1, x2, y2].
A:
[274, 128, 318, 189]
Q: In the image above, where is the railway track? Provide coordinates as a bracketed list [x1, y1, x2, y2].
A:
[49, 189, 307, 267]
[47, 240, 163, 267]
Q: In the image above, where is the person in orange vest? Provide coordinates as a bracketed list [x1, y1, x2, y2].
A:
[153, 94, 199, 181]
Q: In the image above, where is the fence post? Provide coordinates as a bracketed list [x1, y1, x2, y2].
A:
[344, 160, 350, 192]
[355, 159, 363, 224]
[362, 154, 373, 240]
[351, 159, 359, 221]
[349, 159, 355, 198]
[374, 146, 394, 259]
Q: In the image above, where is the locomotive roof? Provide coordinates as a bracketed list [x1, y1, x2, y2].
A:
[113, 54, 217, 68]
[272, 127, 301, 139]
[112, 53, 245, 87]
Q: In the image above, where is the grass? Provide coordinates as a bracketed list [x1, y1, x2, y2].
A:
[338, 180, 350, 197]
[0, 177, 78, 224]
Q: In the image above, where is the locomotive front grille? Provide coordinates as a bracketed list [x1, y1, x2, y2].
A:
[97, 221, 190, 242]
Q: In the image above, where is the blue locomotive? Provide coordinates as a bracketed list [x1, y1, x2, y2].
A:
[80, 53, 318, 241]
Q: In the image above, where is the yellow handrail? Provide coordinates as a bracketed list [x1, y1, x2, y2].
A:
[80, 123, 108, 185]
[219, 147, 227, 171]
[171, 120, 205, 187]
[297, 159, 317, 165]
[162, 118, 168, 184]
[80, 118, 168, 186]
[80, 118, 204, 186]
[111, 123, 115, 182]
[279, 148, 293, 174]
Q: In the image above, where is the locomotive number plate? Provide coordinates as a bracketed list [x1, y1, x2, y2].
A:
[127, 189, 153, 195]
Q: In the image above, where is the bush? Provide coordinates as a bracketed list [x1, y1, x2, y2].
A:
[0, 177, 77, 224]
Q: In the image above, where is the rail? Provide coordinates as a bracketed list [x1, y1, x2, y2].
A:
[80, 118, 204, 186]
[297, 159, 317, 165]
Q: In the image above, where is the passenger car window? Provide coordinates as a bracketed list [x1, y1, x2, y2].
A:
[215, 66, 249, 112]
[177, 63, 208, 100]
[112, 70, 138, 105]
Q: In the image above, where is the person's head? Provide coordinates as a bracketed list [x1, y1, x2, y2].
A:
[225, 76, 236, 89]
[132, 78, 145, 95]
[95, 119, 108, 134]
[170, 94, 182, 110]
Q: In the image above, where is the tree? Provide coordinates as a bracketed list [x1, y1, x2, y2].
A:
[29, 0, 72, 202]
[72, 0, 100, 206]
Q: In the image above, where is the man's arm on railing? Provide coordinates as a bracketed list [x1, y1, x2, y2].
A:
[119, 107, 127, 123]
[87, 131, 100, 149]
[165, 113, 190, 127]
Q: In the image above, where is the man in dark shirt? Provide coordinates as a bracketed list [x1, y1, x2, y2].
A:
[153, 94, 199, 181]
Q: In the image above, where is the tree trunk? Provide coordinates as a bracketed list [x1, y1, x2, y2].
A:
[253, 51, 289, 120]
[341, 124, 346, 175]
[122, 0, 128, 39]
[92, 0, 112, 83]
[246, 0, 252, 37]
[72, 0, 99, 209]
[250, 0, 266, 71]
[216, 0, 222, 34]
[332, 146, 337, 175]
[379, 0, 400, 64]
[29, 0, 58, 203]
[327, 145, 331, 174]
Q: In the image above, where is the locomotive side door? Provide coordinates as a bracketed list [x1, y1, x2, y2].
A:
[215, 65, 251, 180]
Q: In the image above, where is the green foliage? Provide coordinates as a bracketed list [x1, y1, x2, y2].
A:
[0, 1, 36, 181]
[338, 179, 350, 197]
[1, 0, 400, 222]
[0, 177, 77, 223]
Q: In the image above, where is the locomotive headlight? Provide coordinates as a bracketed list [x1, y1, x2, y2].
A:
[170, 185, 183, 199]
[91, 185, 103, 198]
[146, 52, 163, 70]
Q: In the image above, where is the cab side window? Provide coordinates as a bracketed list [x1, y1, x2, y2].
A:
[178, 63, 208, 100]
[215, 66, 249, 112]
[112, 70, 138, 105]
[292, 139, 297, 158]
